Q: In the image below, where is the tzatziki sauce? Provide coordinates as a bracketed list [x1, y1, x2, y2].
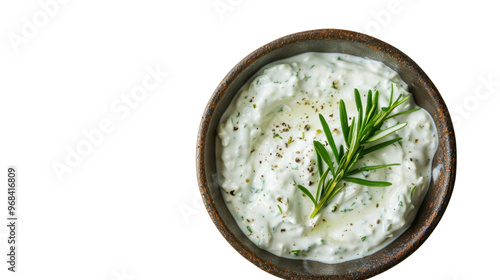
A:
[216, 52, 438, 263]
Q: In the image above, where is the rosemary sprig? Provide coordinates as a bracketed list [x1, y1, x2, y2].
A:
[297, 85, 418, 218]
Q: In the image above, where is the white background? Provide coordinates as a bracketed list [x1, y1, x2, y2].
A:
[0, 1, 498, 279]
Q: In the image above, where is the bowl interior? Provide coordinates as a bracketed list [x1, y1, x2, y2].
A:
[197, 29, 456, 279]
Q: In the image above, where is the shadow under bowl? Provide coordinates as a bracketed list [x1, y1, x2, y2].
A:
[196, 29, 456, 280]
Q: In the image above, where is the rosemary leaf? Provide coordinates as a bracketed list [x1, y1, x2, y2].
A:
[319, 114, 339, 163]
[385, 108, 420, 120]
[316, 149, 324, 177]
[362, 137, 402, 156]
[347, 163, 400, 176]
[339, 100, 349, 146]
[366, 123, 407, 143]
[314, 141, 334, 172]
[343, 177, 392, 187]
[297, 185, 317, 206]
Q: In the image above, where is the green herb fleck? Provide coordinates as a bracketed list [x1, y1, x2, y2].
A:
[411, 186, 417, 196]
[274, 134, 283, 139]
[277, 205, 283, 214]
[291, 250, 300, 256]
[361, 236, 366, 242]
[288, 137, 294, 145]
[399, 201, 403, 207]
[365, 191, 372, 200]
[331, 206, 337, 212]
[340, 209, 353, 213]
[246, 226, 252, 233]
[253, 104, 257, 108]
[305, 75, 311, 81]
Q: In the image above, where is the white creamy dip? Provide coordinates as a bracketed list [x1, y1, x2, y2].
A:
[216, 52, 437, 263]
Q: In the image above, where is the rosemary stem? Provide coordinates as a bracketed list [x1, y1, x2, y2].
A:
[297, 86, 416, 218]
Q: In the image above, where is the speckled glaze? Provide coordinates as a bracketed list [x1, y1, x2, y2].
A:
[196, 29, 456, 279]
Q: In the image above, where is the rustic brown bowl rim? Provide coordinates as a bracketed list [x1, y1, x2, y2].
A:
[196, 29, 456, 279]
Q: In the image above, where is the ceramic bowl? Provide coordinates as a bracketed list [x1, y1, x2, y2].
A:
[196, 29, 456, 279]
